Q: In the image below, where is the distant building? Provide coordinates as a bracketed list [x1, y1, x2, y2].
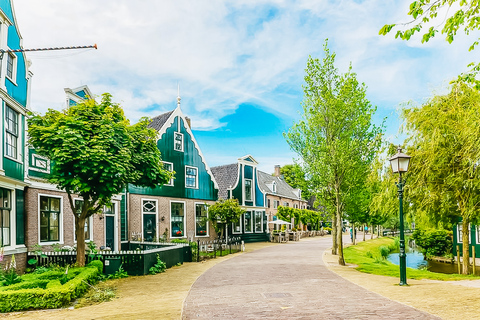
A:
[211, 155, 269, 242]
[257, 165, 308, 229]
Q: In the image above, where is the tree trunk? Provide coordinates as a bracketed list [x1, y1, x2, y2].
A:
[75, 215, 87, 267]
[462, 218, 470, 274]
[363, 224, 366, 242]
[336, 205, 345, 266]
[371, 225, 374, 240]
[331, 215, 337, 255]
[353, 223, 356, 245]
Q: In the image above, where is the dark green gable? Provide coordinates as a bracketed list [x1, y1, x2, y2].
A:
[129, 115, 217, 201]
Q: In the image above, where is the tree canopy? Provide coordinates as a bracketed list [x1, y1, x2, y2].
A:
[379, 0, 480, 85]
[402, 81, 480, 274]
[278, 164, 311, 200]
[28, 93, 172, 266]
[285, 40, 382, 265]
[208, 199, 245, 239]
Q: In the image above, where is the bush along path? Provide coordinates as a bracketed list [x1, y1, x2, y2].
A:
[0, 259, 102, 312]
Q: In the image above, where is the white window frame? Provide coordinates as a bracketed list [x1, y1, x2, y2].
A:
[232, 214, 242, 234]
[185, 165, 198, 189]
[38, 194, 63, 245]
[244, 179, 253, 201]
[254, 211, 263, 233]
[273, 200, 278, 209]
[170, 200, 186, 239]
[457, 224, 471, 244]
[5, 105, 19, 161]
[195, 202, 209, 237]
[272, 182, 276, 193]
[142, 198, 158, 242]
[30, 153, 50, 173]
[0, 188, 14, 249]
[73, 198, 93, 243]
[6, 51, 17, 84]
[103, 202, 118, 251]
[174, 132, 184, 152]
[162, 161, 174, 186]
[244, 210, 254, 233]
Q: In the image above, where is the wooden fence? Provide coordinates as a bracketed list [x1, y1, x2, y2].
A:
[28, 241, 191, 276]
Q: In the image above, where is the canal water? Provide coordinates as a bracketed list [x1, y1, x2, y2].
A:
[387, 250, 480, 274]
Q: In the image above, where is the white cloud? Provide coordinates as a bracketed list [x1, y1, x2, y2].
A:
[12, 0, 480, 166]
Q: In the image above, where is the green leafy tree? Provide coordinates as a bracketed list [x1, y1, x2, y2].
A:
[27, 93, 172, 266]
[208, 199, 245, 239]
[279, 164, 311, 200]
[402, 81, 480, 274]
[379, 0, 480, 86]
[285, 40, 382, 265]
[369, 144, 408, 236]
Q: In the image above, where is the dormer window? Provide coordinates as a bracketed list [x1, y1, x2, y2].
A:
[174, 132, 184, 152]
[272, 182, 277, 193]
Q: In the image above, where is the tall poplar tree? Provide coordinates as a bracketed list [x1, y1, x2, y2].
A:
[285, 41, 382, 265]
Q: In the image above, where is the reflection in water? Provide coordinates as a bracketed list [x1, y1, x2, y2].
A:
[387, 250, 480, 274]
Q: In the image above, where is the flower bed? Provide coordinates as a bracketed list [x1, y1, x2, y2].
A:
[0, 261, 102, 312]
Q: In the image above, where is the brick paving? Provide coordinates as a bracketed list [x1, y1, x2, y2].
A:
[183, 237, 440, 319]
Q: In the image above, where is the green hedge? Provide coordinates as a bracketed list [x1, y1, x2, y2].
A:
[412, 228, 453, 257]
[0, 264, 100, 312]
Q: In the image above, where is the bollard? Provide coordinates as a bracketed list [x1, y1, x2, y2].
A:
[457, 245, 461, 274]
[473, 246, 476, 276]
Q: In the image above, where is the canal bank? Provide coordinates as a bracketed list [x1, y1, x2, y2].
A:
[325, 234, 480, 320]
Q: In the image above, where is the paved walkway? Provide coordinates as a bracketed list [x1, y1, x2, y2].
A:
[183, 237, 439, 319]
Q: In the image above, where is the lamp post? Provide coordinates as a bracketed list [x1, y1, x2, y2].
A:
[389, 146, 411, 286]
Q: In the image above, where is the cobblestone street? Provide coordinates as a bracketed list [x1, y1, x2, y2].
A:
[183, 237, 439, 319]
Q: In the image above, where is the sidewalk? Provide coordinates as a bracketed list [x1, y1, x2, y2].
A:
[183, 236, 438, 319]
[324, 234, 480, 320]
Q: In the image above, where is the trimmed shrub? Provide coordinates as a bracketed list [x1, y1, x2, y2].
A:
[0, 280, 49, 291]
[0, 266, 99, 312]
[87, 260, 104, 274]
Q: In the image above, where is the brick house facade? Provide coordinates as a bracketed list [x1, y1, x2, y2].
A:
[257, 166, 308, 230]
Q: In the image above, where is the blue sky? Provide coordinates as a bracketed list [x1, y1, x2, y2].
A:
[13, 0, 478, 173]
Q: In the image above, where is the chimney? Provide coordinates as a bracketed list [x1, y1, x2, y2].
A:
[185, 117, 191, 129]
[274, 165, 281, 177]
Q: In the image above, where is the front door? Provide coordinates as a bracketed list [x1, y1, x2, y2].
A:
[143, 214, 156, 242]
[105, 216, 115, 251]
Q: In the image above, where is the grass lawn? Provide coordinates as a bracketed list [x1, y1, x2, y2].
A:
[344, 237, 480, 281]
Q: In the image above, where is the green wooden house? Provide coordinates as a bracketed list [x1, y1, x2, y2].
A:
[211, 155, 269, 242]
[0, 0, 34, 272]
[452, 221, 480, 259]
[123, 96, 219, 243]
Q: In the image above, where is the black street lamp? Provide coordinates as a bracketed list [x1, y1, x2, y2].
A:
[389, 146, 411, 286]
